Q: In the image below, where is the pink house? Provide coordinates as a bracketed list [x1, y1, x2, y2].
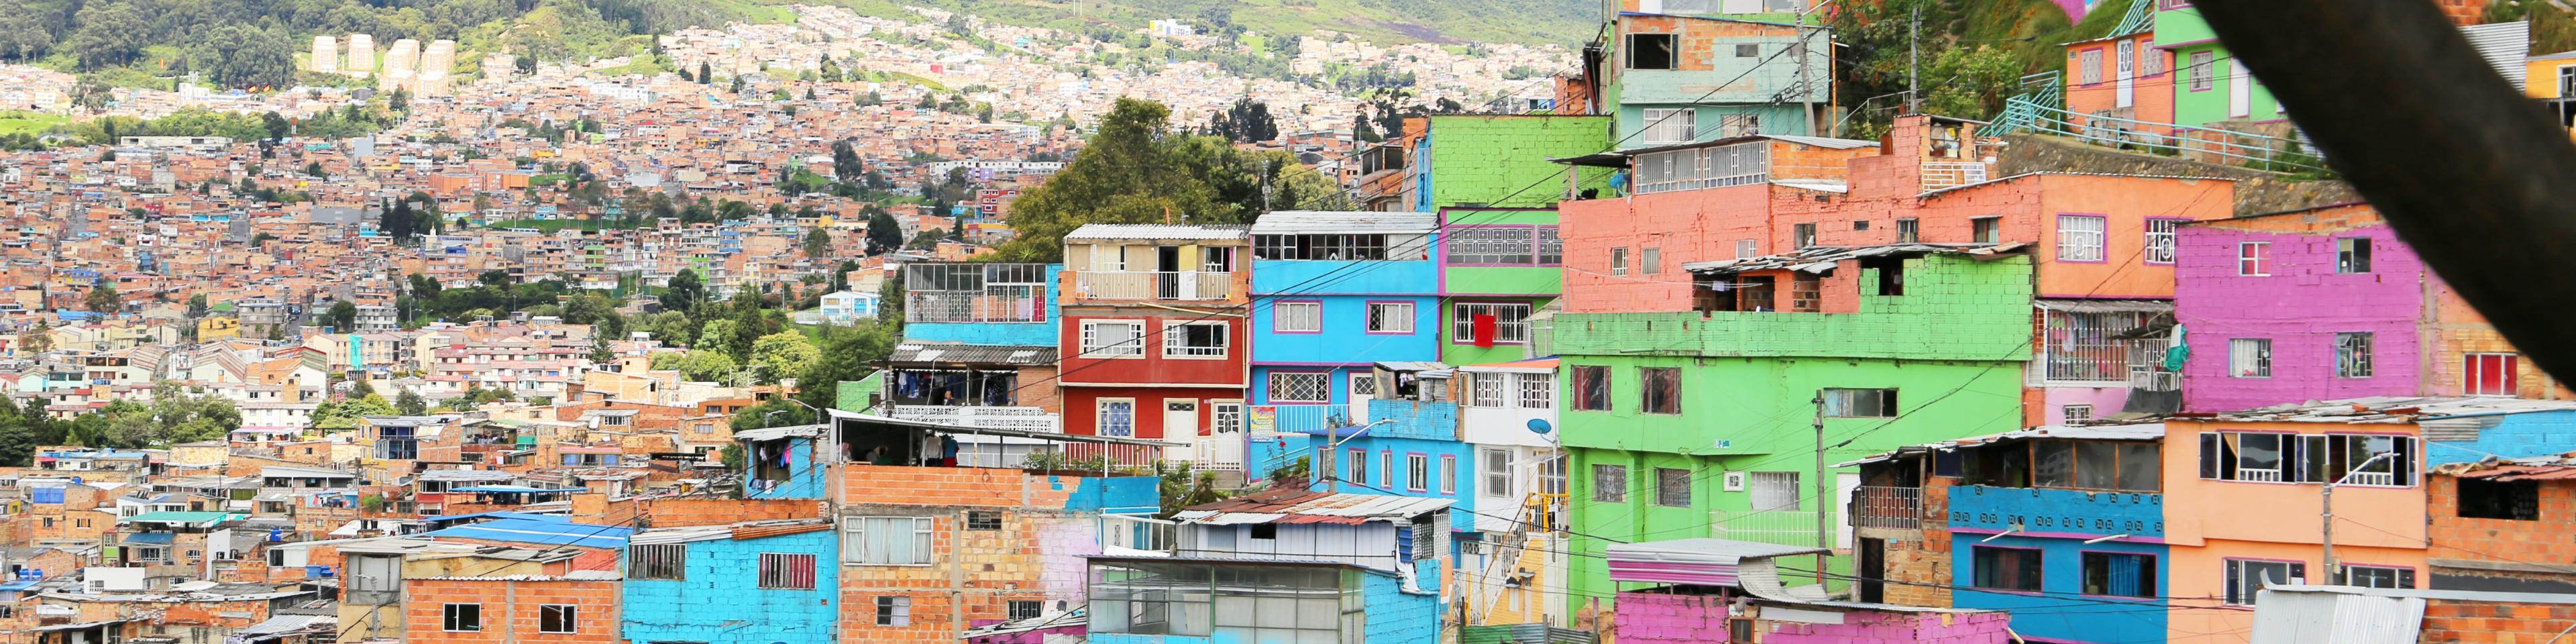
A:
[2176, 203, 2573, 412]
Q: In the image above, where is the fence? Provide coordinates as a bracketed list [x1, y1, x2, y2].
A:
[1850, 486, 1923, 530]
[1920, 162, 1991, 191]
[1073, 271, 1235, 301]
[1711, 508, 1829, 547]
[1990, 97, 2329, 173]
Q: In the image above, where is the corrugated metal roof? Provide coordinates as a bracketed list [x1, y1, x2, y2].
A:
[2202, 396, 2576, 424]
[2463, 21, 2531, 88]
[1066, 223, 1250, 241]
[1173, 488, 1453, 525]
[732, 425, 827, 441]
[2249, 586, 2425, 644]
[890, 342, 1057, 366]
[1680, 242, 2029, 275]
[1842, 423, 2167, 466]
[1250, 211, 1437, 234]
[416, 470, 519, 482]
[421, 517, 632, 549]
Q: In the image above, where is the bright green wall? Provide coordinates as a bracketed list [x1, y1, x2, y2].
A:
[1424, 115, 1613, 209]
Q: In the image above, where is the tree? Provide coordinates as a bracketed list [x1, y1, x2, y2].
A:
[186, 294, 208, 317]
[864, 207, 903, 254]
[747, 331, 819, 384]
[1208, 98, 1279, 143]
[309, 393, 394, 431]
[696, 319, 741, 359]
[802, 227, 833, 258]
[304, 162, 326, 178]
[729, 398, 813, 434]
[395, 389, 428, 415]
[996, 98, 1344, 261]
[64, 1, 150, 68]
[326, 301, 357, 331]
[346, 378, 375, 400]
[830, 139, 864, 182]
[678, 350, 737, 381]
[85, 283, 122, 313]
[663, 270, 708, 315]
[698, 61, 713, 85]
[795, 321, 900, 412]
[561, 294, 615, 326]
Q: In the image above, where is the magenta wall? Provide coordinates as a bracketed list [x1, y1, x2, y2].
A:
[1762, 610, 2014, 644]
[1615, 592, 1731, 644]
[2174, 222, 2424, 413]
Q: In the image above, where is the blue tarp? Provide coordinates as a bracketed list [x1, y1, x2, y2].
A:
[422, 517, 633, 549]
[122, 533, 174, 545]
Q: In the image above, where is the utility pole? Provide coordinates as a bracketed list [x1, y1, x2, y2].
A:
[1813, 391, 1829, 584]
[1908, 3, 1921, 113]
[2321, 451, 2398, 585]
[1795, 17, 1815, 136]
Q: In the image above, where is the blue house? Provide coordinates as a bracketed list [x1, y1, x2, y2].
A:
[1287, 362, 1478, 547]
[736, 425, 832, 499]
[1086, 489, 1450, 643]
[1246, 211, 1442, 475]
[872, 262, 1067, 453]
[621, 519, 839, 644]
[1851, 425, 2169, 644]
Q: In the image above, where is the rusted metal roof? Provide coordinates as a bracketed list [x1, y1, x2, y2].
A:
[1680, 242, 2029, 275]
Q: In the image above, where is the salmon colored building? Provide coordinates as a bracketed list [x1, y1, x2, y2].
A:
[2063, 28, 2177, 142]
[2159, 410, 2430, 644]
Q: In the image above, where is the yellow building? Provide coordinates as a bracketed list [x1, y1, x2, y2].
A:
[2526, 50, 2576, 137]
[196, 315, 241, 341]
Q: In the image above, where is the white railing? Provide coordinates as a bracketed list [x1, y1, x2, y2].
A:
[2342, 470, 2396, 486]
[1851, 486, 1923, 530]
[1073, 271, 1234, 301]
[1101, 514, 1175, 553]
[1712, 508, 1831, 547]
[888, 405, 1060, 433]
[1921, 162, 1991, 191]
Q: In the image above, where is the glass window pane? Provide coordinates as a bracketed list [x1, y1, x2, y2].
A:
[2116, 443, 2161, 491]
[2075, 441, 2118, 489]
[2034, 441, 2075, 488]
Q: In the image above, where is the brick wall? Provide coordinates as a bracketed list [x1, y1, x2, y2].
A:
[1880, 475, 1954, 608]
[1760, 606, 2012, 643]
[839, 506, 1096, 644]
[2426, 474, 2576, 591]
[405, 578, 622, 644]
[2422, 598, 2576, 643]
[1613, 592, 1728, 643]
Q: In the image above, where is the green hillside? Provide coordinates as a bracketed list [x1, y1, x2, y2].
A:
[853, 0, 1602, 46]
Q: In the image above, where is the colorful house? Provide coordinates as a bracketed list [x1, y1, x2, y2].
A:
[620, 519, 839, 644]
[1603, 538, 2016, 644]
[2152, 1, 2512, 133]
[881, 262, 1065, 448]
[1246, 211, 1441, 458]
[2061, 3, 2173, 144]
[1082, 489, 1450, 643]
[1559, 1, 1833, 144]
[1552, 243, 2035, 619]
[1451, 358, 1574, 634]
[1055, 225, 1251, 469]
[2174, 203, 2573, 412]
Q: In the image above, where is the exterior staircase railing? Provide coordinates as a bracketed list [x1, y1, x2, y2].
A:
[1978, 72, 2063, 137]
[1981, 95, 2331, 174]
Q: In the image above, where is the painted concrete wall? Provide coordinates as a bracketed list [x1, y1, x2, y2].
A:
[2157, 419, 2428, 644]
[2065, 32, 2179, 136]
[1252, 258, 1439, 297]
[1317, 434, 1473, 528]
[1946, 484, 2171, 644]
[2175, 211, 2424, 412]
[1056, 313, 1248, 388]
[1249, 295, 1441, 366]
[1421, 115, 1613, 209]
[903, 264, 1063, 347]
[621, 529, 839, 644]
[745, 436, 830, 500]
[1758, 606, 2016, 644]
[1362, 566, 1445, 644]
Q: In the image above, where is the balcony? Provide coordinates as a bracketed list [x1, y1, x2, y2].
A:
[1072, 270, 1235, 301]
[1920, 161, 1991, 191]
[1710, 508, 1830, 548]
[887, 405, 1059, 433]
[1100, 514, 1175, 554]
[1850, 486, 1923, 531]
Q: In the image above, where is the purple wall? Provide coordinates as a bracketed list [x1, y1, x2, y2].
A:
[2175, 221, 2424, 413]
[1615, 592, 1731, 644]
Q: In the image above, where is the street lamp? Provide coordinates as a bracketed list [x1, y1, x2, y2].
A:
[2321, 450, 2400, 585]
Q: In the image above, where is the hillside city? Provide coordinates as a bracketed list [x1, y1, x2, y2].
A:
[0, 0, 2569, 643]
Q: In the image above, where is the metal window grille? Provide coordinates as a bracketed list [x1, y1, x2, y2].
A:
[1447, 227, 1538, 264]
[2144, 219, 2178, 264]
[1162, 322, 1228, 358]
[1655, 468, 1691, 507]
[2231, 339, 2272, 378]
[1081, 321, 1145, 357]
[1098, 401, 1136, 436]
[1452, 303, 1533, 343]
[629, 544, 685, 580]
[1407, 455, 1429, 491]
[2044, 310, 2151, 382]
[1269, 372, 1329, 403]
[2057, 215, 2106, 262]
[1593, 465, 1627, 502]
[1517, 373, 1554, 409]
[758, 553, 817, 589]
[1538, 228, 1564, 264]
[2336, 333, 2374, 378]
[876, 596, 912, 626]
[906, 263, 1050, 323]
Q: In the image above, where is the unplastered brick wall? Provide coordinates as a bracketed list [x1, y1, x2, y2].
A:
[2426, 475, 2576, 581]
[403, 578, 622, 644]
[840, 465, 1077, 508]
[1881, 476, 1955, 608]
[839, 504, 1099, 644]
[2422, 598, 2576, 643]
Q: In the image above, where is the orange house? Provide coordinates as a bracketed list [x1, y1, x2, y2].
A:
[2064, 29, 2177, 140]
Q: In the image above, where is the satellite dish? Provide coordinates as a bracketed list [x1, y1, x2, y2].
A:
[1525, 419, 1552, 434]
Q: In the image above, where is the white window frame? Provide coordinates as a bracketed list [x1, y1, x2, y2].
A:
[1735, 239, 1758, 259]
[1452, 303, 1535, 345]
[2080, 48, 2104, 84]
[2467, 353, 2519, 396]
[2188, 50, 2217, 91]
[1346, 372, 1378, 400]
[2237, 241, 2269, 276]
[2230, 338, 2273, 378]
[1406, 453, 1429, 492]
[1269, 372, 1330, 403]
[1097, 399, 1137, 437]
[1610, 247, 1629, 276]
[1161, 321, 1229, 359]
[2063, 405, 2092, 421]
[1482, 448, 1511, 498]
[2057, 215, 2106, 262]
[1467, 372, 1507, 409]
[1440, 454, 1457, 495]
[1272, 301, 1322, 333]
[1348, 449, 1369, 486]
[1079, 319, 1146, 358]
[1642, 107, 1697, 145]
[1366, 301, 1415, 334]
[539, 604, 578, 634]
[843, 516, 936, 566]
[2224, 559, 2301, 605]
[1517, 373, 1554, 409]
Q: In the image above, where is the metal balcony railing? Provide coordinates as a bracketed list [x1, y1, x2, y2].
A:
[1072, 271, 1234, 301]
[1711, 508, 1830, 547]
[1921, 162, 1991, 191]
[1851, 486, 1923, 530]
[888, 405, 1060, 433]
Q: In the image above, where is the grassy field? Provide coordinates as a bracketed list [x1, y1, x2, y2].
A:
[0, 113, 65, 137]
[828, 0, 1595, 46]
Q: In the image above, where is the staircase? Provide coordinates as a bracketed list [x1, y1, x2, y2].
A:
[1978, 72, 2064, 137]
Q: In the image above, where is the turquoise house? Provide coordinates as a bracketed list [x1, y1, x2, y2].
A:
[621, 519, 839, 644]
[1247, 211, 1442, 460]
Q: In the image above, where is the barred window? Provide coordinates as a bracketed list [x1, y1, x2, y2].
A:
[2043, 309, 2158, 382]
[629, 543, 685, 580]
[1448, 227, 1537, 265]
[1366, 301, 1415, 333]
[2337, 333, 2374, 378]
[1593, 464, 1627, 502]
[1452, 303, 1533, 344]
[1655, 467, 1692, 507]
[759, 553, 818, 590]
[1269, 372, 1330, 403]
[2057, 215, 2106, 262]
[2145, 219, 2178, 264]
[1517, 373, 1554, 409]
[1468, 373, 1507, 408]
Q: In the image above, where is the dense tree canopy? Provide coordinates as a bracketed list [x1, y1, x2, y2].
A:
[995, 97, 1347, 262]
